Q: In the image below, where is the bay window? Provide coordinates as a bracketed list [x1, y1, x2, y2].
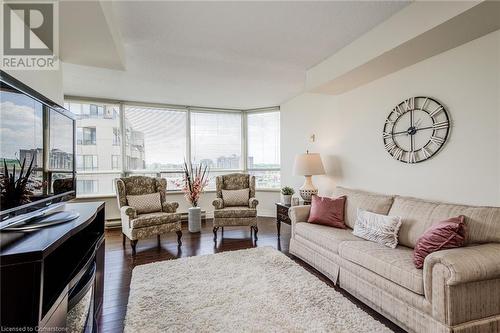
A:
[123, 105, 186, 171]
[190, 111, 242, 169]
[65, 97, 280, 196]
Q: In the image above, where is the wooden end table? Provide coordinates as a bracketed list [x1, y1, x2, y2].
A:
[275, 202, 291, 237]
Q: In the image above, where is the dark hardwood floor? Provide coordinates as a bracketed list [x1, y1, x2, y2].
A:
[99, 217, 405, 333]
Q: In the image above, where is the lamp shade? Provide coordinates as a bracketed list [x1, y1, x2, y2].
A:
[293, 153, 325, 176]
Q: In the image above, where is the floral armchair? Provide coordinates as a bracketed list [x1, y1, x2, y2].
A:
[116, 176, 181, 255]
[212, 173, 259, 242]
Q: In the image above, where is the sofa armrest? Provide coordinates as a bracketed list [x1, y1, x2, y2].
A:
[162, 201, 179, 213]
[424, 243, 500, 324]
[249, 197, 259, 209]
[424, 243, 500, 288]
[212, 198, 224, 209]
[288, 205, 311, 236]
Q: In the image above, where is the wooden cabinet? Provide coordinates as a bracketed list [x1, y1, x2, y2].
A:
[276, 203, 291, 237]
[0, 202, 105, 332]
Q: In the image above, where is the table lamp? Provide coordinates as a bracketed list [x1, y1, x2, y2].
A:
[293, 152, 325, 204]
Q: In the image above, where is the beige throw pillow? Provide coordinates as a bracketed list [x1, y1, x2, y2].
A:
[126, 192, 162, 214]
[353, 209, 402, 248]
[222, 188, 250, 207]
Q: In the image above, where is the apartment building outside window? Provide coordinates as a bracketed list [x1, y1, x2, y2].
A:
[65, 101, 124, 195]
[112, 128, 120, 146]
[65, 98, 280, 196]
[112, 155, 120, 170]
[77, 127, 96, 145]
[76, 155, 98, 171]
[77, 179, 98, 194]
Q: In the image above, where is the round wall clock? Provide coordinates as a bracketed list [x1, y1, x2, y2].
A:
[383, 96, 450, 163]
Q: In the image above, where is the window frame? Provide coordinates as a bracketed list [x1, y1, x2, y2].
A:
[65, 96, 280, 197]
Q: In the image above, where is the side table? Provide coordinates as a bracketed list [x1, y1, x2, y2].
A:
[276, 202, 291, 237]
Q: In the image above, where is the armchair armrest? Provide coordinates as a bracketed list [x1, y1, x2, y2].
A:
[288, 205, 311, 236]
[162, 201, 179, 213]
[120, 206, 137, 219]
[212, 198, 224, 209]
[424, 243, 500, 287]
[120, 206, 137, 230]
[249, 197, 259, 209]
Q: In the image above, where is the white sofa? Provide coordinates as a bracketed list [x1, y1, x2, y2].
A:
[289, 186, 500, 333]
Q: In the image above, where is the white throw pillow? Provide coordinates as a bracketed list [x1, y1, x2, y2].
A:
[126, 192, 162, 214]
[222, 188, 250, 207]
[353, 209, 402, 248]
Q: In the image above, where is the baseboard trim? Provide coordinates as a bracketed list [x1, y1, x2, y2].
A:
[106, 211, 275, 228]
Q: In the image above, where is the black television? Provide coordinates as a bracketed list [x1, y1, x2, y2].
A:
[0, 71, 76, 222]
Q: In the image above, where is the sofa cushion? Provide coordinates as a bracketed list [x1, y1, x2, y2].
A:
[295, 222, 361, 254]
[388, 196, 500, 248]
[353, 209, 402, 249]
[131, 212, 180, 228]
[308, 195, 346, 229]
[222, 188, 250, 207]
[413, 216, 467, 269]
[127, 192, 162, 214]
[214, 207, 257, 218]
[332, 187, 394, 229]
[339, 241, 424, 295]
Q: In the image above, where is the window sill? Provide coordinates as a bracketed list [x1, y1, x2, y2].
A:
[75, 188, 279, 199]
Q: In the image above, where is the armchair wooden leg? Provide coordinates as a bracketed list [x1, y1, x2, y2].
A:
[253, 226, 259, 241]
[131, 239, 138, 255]
[221, 227, 224, 237]
[213, 227, 219, 242]
[176, 230, 182, 246]
[122, 233, 126, 247]
[157, 234, 161, 247]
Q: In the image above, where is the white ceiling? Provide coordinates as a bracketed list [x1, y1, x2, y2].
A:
[62, 1, 409, 109]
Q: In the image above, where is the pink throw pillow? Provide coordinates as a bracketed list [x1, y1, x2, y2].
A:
[413, 216, 467, 269]
[307, 195, 346, 229]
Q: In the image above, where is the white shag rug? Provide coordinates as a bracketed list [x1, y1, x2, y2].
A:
[124, 247, 392, 333]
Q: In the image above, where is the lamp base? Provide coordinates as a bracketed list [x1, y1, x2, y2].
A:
[299, 175, 318, 204]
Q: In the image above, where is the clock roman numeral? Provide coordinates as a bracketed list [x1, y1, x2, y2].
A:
[393, 148, 404, 160]
[385, 141, 396, 151]
[421, 147, 432, 159]
[429, 105, 444, 118]
[383, 132, 392, 139]
[430, 136, 444, 146]
[420, 97, 429, 111]
[393, 104, 405, 117]
[404, 97, 415, 111]
[432, 121, 449, 130]
[385, 118, 396, 126]
[407, 151, 417, 163]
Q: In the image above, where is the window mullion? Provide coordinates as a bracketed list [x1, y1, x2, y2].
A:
[186, 107, 192, 163]
[120, 102, 126, 177]
[242, 111, 248, 173]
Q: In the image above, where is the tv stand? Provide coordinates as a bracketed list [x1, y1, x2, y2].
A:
[0, 202, 105, 332]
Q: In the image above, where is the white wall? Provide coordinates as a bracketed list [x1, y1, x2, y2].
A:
[281, 30, 500, 207]
[75, 190, 279, 222]
[5, 68, 64, 105]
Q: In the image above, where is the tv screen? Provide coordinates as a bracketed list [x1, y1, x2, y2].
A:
[0, 72, 76, 219]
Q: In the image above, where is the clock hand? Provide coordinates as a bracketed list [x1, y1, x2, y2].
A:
[391, 130, 409, 135]
[414, 126, 433, 132]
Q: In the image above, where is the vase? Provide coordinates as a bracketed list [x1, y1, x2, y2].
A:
[281, 194, 292, 205]
[188, 206, 201, 233]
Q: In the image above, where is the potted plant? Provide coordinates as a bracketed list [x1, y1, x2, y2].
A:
[280, 186, 294, 205]
[0, 157, 37, 209]
[180, 161, 209, 233]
